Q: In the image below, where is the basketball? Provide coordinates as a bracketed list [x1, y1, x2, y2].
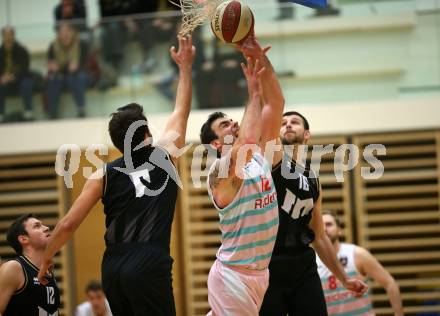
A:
[210, 0, 254, 43]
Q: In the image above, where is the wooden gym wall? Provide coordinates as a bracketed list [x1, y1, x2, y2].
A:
[353, 131, 440, 315]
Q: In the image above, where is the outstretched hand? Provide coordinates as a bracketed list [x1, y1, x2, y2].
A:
[236, 30, 271, 60]
[170, 35, 196, 71]
[343, 278, 368, 298]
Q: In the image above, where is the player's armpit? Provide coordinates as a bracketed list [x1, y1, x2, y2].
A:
[209, 162, 221, 190]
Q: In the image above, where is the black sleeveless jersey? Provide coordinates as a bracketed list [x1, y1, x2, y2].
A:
[4, 256, 60, 316]
[102, 146, 179, 249]
[271, 154, 320, 257]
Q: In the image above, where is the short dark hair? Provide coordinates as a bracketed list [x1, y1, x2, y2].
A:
[108, 103, 151, 153]
[6, 213, 34, 255]
[200, 112, 226, 145]
[85, 280, 103, 293]
[322, 210, 341, 228]
[283, 111, 310, 130]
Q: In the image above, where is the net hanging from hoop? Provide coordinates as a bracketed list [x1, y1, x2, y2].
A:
[169, 0, 227, 36]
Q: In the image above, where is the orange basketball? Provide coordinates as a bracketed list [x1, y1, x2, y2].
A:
[210, 0, 254, 43]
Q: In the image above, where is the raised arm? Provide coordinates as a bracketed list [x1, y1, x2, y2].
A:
[235, 58, 266, 152]
[156, 35, 195, 164]
[38, 169, 103, 284]
[211, 58, 266, 208]
[355, 247, 403, 315]
[311, 188, 368, 297]
[236, 33, 285, 150]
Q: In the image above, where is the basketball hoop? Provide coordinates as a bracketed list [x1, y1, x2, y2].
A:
[169, 0, 227, 36]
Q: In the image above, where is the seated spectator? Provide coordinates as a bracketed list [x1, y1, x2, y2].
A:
[154, 25, 206, 102]
[54, 0, 88, 36]
[76, 281, 112, 316]
[98, 0, 166, 73]
[46, 23, 90, 119]
[197, 40, 246, 109]
[0, 26, 35, 123]
[98, 0, 133, 71]
[131, 0, 177, 73]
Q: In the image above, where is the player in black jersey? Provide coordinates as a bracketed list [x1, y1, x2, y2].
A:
[38, 35, 195, 316]
[0, 214, 60, 316]
[259, 111, 367, 315]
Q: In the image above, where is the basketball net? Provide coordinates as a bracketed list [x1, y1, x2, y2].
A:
[169, 0, 227, 36]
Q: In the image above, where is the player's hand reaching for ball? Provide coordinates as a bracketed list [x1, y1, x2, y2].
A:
[236, 30, 271, 61]
[170, 35, 196, 72]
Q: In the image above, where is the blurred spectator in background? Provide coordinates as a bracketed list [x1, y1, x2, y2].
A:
[98, 0, 142, 71]
[314, 0, 340, 16]
[98, 0, 176, 74]
[0, 26, 35, 123]
[76, 281, 112, 316]
[154, 25, 206, 102]
[54, 0, 88, 37]
[197, 41, 246, 109]
[277, 0, 295, 20]
[46, 23, 90, 119]
[129, 0, 161, 73]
